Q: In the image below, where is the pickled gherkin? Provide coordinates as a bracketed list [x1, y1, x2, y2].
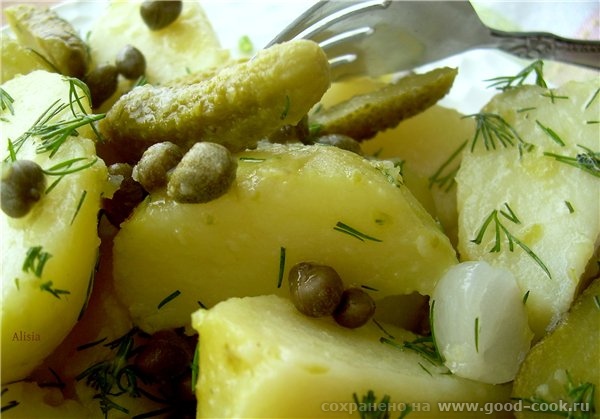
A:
[99, 40, 330, 162]
[4, 5, 90, 79]
[310, 67, 457, 141]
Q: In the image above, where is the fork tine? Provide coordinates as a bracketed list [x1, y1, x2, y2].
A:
[266, 0, 390, 47]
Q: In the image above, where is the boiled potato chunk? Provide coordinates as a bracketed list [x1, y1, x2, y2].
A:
[456, 79, 600, 337]
[317, 75, 473, 246]
[0, 37, 54, 83]
[1, 71, 107, 383]
[512, 279, 599, 418]
[192, 295, 512, 418]
[113, 143, 457, 332]
[88, 0, 230, 85]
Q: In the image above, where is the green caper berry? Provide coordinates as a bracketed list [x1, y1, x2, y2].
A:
[1, 160, 46, 218]
[269, 115, 310, 144]
[333, 288, 376, 329]
[85, 64, 119, 108]
[315, 134, 362, 154]
[140, 0, 183, 31]
[288, 262, 344, 317]
[115, 45, 146, 80]
[167, 142, 237, 203]
[133, 141, 183, 192]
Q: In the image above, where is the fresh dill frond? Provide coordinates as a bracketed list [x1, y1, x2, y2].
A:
[277, 246, 286, 288]
[535, 120, 565, 146]
[352, 390, 394, 419]
[23, 246, 52, 278]
[486, 60, 547, 91]
[471, 203, 551, 278]
[0, 87, 15, 115]
[428, 140, 467, 192]
[544, 145, 600, 178]
[463, 112, 528, 152]
[157, 290, 181, 309]
[40, 281, 71, 299]
[334, 221, 382, 242]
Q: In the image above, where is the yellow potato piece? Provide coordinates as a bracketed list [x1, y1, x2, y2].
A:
[1, 71, 107, 383]
[0, 38, 54, 83]
[456, 79, 600, 337]
[88, 0, 230, 85]
[512, 279, 599, 418]
[192, 295, 512, 418]
[113, 143, 457, 332]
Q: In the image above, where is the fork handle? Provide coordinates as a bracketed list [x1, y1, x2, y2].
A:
[490, 29, 600, 70]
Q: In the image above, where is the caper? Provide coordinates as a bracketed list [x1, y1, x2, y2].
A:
[133, 141, 183, 192]
[140, 0, 183, 31]
[288, 262, 344, 317]
[269, 115, 310, 144]
[167, 142, 237, 204]
[115, 44, 146, 80]
[1, 160, 46, 218]
[314, 133, 362, 154]
[134, 329, 195, 382]
[84, 64, 119, 108]
[333, 288, 376, 329]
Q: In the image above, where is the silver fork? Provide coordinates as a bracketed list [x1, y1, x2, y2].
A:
[266, 0, 600, 80]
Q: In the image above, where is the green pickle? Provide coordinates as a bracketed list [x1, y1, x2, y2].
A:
[99, 40, 330, 162]
[4, 5, 90, 79]
[310, 67, 457, 141]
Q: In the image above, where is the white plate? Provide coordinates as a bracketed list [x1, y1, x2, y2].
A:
[3, 1, 598, 114]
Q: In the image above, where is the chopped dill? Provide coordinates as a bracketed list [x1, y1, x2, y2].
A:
[352, 390, 395, 419]
[535, 120, 565, 146]
[522, 290, 531, 305]
[40, 281, 71, 299]
[238, 35, 254, 55]
[361, 284, 379, 292]
[463, 112, 528, 152]
[541, 90, 569, 104]
[23, 246, 52, 278]
[544, 144, 600, 178]
[157, 290, 181, 309]
[584, 87, 600, 109]
[280, 95, 290, 120]
[77, 337, 108, 351]
[70, 190, 87, 225]
[565, 201, 575, 214]
[486, 60, 547, 91]
[191, 344, 200, 392]
[513, 371, 596, 418]
[471, 203, 551, 278]
[0, 87, 15, 115]
[428, 140, 467, 192]
[277, 246, 286, 288]
[334, 221, 382, 242]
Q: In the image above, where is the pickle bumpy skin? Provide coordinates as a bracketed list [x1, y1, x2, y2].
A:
[100, 40, 330, 162]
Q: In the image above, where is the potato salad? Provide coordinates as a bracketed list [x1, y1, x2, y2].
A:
[1, 1, 598, 418]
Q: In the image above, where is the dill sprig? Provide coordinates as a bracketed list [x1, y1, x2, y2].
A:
[352, 390, 393, 419]
[23, 245, 52, 278]
[463, 112, 528, 152]
[428, 140, 467, 192]
[486, 60, 547, 91]
[513, 371, 596, 419]
[471, 203, 551, 278]
[40, 281, 71, 299]
[75, 328, 142, 418]
[0, 87, 15, 116]
[544, 144, 600, 178]
[334, 221, 382, 242]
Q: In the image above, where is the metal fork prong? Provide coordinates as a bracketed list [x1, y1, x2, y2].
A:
[265, 0, 389, 48]
[318, 27, 374, 49]
[328, 54, 358, 69]
[293, 0, 390, 41]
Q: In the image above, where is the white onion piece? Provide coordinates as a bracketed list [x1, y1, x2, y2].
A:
[431, 261, 533, 384]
